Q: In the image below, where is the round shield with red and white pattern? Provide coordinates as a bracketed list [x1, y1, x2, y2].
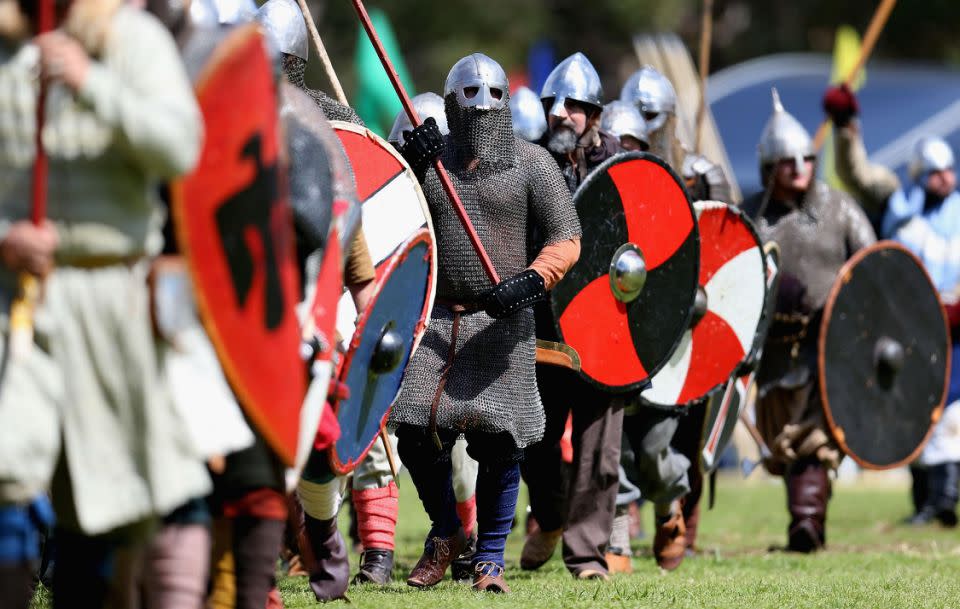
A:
[327, 122, 436, 474]
[551, 152, 700, 393]
[641, 201, 766, 408]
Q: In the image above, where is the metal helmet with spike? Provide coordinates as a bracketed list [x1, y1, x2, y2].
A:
[255, 0, 308, 60]
[444, 53, 509, 111]
[510, 86, 548, 142]
[387, 92, 449, 145]
[757, 88, 814, 175]
[620, 65, 676, 134]
[600, 100, 649, 148]
[909, 136, 955, 184]
[540, 52, 604, 119]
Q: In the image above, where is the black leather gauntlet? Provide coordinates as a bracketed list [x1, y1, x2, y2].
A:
[400, 117, 445, 175]
[481, 269, 547, 319]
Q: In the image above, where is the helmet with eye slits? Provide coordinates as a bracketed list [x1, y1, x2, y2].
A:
[444, 53, 509, 111]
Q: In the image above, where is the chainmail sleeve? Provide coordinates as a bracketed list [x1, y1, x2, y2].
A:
[521, 140, 582, 247]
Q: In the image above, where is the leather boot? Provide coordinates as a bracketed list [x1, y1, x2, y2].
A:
[520, 527, 562, 571]
[451, 531, 477, 582]
[299, 513, 350, 601]
[407, 529, 467, 588]
[353, 548, 394, 585]
[472, 562, 510, 593]
[653, 503, 686, 571]
[786, 458, 829, 553]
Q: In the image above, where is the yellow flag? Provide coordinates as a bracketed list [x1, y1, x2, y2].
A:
[830, 25, 866, 90]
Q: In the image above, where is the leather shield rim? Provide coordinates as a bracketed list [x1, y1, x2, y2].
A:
[817, 240, 951, 471]
[553, 151, 700, 393]
[328, 228, 434, 475]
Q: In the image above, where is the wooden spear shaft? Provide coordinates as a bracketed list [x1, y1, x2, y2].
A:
[348, 0, 500, 284]
[695, 0, 714, 154]
[812, 0, 898, 152]
[294, 0, 349, 106]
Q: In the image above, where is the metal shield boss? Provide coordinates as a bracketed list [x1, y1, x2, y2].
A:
[819, 241, 950, 469]
[170, 24, 304, 467]
[551, 152, 700, 392]
[700, 242, 781, 472]
[328, 122, 436, 474]
[641, 201, 767, 408]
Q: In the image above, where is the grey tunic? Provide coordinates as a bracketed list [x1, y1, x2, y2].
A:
[390, 136, 581, 449]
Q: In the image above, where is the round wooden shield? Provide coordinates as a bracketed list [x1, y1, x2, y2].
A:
[330, 231, 434, 474]
[552, 152, 700, 392]
[641, 201, 766, 407]
[819, 241, 950, 470]
[170, 24, 304, 467]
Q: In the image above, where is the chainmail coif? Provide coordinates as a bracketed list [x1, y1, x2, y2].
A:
[282, 55, 364, 126]
[389, 95, 582, 449]
[444, 92, 516, 170]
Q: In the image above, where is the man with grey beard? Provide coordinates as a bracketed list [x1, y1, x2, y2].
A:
[537, 53, 620, 193]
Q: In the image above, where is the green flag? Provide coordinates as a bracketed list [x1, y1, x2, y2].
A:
[354, 8, 415, 137]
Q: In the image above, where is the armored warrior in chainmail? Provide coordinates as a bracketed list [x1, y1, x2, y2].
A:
[520, 52, 625, 582]
[388, 52, 581, 593]
[741, 88, 875, 553]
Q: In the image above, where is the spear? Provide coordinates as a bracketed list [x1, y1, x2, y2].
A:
[348, 0, 500, 284]
[9, 0, 56, 357]
[812, 0, 897, 152]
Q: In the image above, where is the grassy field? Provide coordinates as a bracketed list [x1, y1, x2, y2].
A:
[30, 474, 960, 609]
[280, 475, 960, 609]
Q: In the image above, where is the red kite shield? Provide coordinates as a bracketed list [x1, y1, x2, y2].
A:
[170, 24, 305, 467]
[819, 241, 950, 470]
[552, 152, 700, 392]
[641, 201, 767, 408]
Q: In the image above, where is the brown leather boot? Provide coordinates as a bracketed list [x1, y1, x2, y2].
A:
[653, 504, 686, 571]
[520, 527, 563, 570]
[407, 529, 467, 588]
[786, 458, 829, 553]
[472, 562, 511, 593]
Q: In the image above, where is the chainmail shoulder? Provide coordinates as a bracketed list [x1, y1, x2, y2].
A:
[744, 180, 876, 311]
[282, 54, 365, 127]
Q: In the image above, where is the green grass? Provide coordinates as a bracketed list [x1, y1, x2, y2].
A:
[279, 475, 960, 609]
[30, 475, 960, 608]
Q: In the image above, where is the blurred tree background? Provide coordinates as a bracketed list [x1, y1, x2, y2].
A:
[297, 0, 958, 131]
